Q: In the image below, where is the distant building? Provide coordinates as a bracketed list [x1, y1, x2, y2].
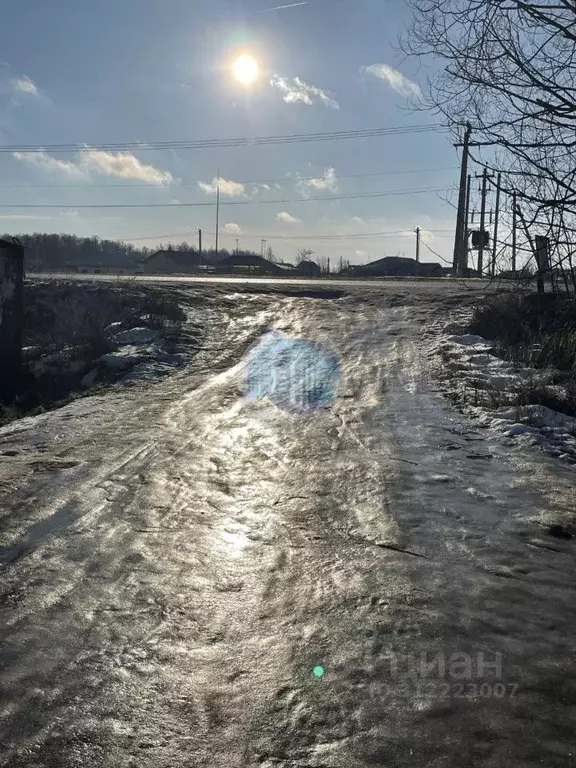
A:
[144, 249, 207, 274]
[215, 253, 286, 276]
[65, 252, 139, 275]
[296, 260, 322, 278]
[349, 256, 446, 278]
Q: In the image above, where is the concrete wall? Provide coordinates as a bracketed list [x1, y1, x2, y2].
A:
[0, 241, 24, 401]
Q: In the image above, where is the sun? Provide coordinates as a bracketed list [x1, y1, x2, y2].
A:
[232, 54, 259, 86]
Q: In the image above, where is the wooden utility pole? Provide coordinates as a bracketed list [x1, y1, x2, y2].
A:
[478, 167, 489, 276]
[215, 167, 220, 256]
[517, 205, 545, 295]
[453, 123, 472, 275]
[491, 173, 501, 277]
[415, 227, 420, 263]
[198, 228, 202, 256]
[511, 191, 517, 273]
[465, 173, 471, 250]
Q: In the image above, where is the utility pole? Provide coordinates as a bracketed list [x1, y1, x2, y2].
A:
[465, 173, 471, 249]
[215, 167, 220, 256]
[511, 191, 517, 273]
[491, 173, 501, 277]
[327, 257, 330, 275]
[477, 166, 489, 276]
[415, 227, 420, 263]
[198, 228, 202, 256]
[453, 122, 472, 275]
[235, 238, 239, 254]
[517, 204, 544, 294]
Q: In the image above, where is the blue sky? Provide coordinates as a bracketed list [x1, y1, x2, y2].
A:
[0, 0, 457, 264]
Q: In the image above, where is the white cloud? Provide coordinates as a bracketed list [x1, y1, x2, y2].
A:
[296, 167, 338, 197]
[198, 177, 246, 196]
[355, 250, 369, 258]
[81, 150, 173, 183]
[224, 222, 242, 234]
[13, 151, 82, 176]
[352, 216, 366, 225]
[12, 75, 38, 96]
[270, 75, 339, 109]
[364, 64, 421, 98]
[277, 211, 302, 224]
[13, 148, 174, 184]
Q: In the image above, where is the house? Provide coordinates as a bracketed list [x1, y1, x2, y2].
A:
[350, 256, 446, 278]
[296, 260, 322, 278]
[65, 252, 139, 275]
[215, 253, 286, 276]
[144, 249, 207, 274]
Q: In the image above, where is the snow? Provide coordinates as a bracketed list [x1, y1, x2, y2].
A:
[432, 321, 576, 465]
[112, 327, 160, 345]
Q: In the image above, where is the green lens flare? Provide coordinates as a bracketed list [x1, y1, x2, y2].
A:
[313, 666, 325, 678]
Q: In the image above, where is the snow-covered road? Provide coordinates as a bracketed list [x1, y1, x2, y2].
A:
[1, 284, 575, 767]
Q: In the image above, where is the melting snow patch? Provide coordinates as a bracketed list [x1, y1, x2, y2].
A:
[431, 319, 576, 465]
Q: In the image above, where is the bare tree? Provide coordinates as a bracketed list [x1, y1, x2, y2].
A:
[296, 248, 313, 265]
[403, 0, 576, 283]
[316, 255, 329, 275]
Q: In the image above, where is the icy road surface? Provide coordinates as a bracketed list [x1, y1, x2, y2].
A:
[1, 284, 575, 768]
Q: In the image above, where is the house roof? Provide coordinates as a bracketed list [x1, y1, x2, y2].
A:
[65, 252, 137, 268]
[148, 249, 206, 266]
[360, 256, 415, 269]
[216, 253, 284, 273]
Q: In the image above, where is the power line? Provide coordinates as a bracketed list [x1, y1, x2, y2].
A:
[0, 125, 442, 154]
[0, 166, 457, 189]
[127, 228, 453, 242]
[0, 185, 450, 209]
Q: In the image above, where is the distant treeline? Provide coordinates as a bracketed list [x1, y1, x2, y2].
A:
[4, 233, 267, 269]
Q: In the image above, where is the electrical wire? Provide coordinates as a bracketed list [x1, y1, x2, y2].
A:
[0, 166, 458, 190]
[127, 228, 453, 242]
[0, 125, 442, 154]
[0, 185, 450, 209]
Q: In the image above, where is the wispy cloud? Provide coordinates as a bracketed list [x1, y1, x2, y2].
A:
[83, 150, 173, 183]
[295, 167, 338, 197]
[223, 222, 242, 234]
[13, 148, 174, 184]
[363, 64, 421, 98]
[277, 211, 302, 224]
[13, 151, 82, 176]
[198, 177, 246, 196]
[12, 75, 38, 96]
[270, 75, 338, 109]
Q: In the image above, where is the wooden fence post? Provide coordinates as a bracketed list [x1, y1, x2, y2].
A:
[0, 239, 24, 402]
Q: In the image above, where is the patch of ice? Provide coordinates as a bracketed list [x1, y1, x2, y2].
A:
[446, 334, 491, 346]
[98, 345, 148, 369]
[113, 327, 160, 345]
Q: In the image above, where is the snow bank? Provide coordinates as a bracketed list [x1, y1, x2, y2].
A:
[431, 322, 576, 464]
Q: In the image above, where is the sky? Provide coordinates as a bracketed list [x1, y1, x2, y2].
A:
[0, 0, 459, 265]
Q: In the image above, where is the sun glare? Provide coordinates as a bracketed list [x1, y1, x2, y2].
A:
[232, 54, 259, 86]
